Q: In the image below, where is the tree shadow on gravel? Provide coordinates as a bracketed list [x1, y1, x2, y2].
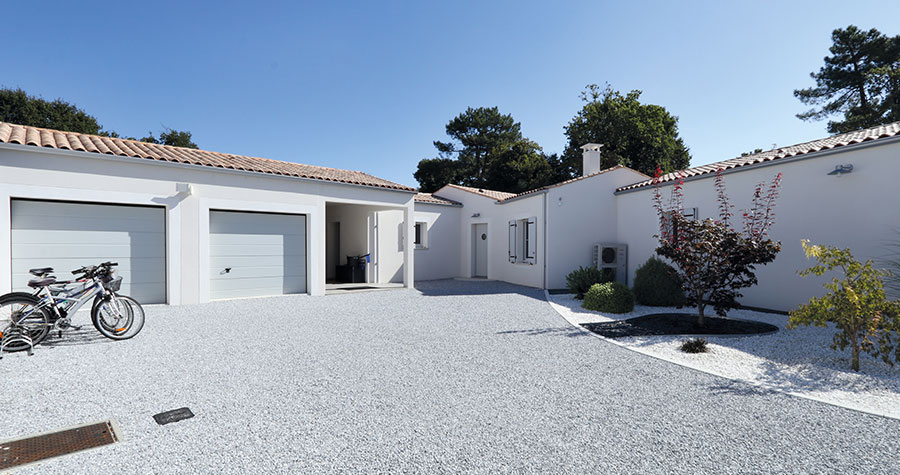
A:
[496, 327, 589, 338]
[705, 380, 774, 397]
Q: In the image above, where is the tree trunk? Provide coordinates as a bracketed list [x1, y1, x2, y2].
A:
[697, 296, 705, 327]
[851, 333, 860, 372]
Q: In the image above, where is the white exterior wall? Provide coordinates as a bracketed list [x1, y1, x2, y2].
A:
[413, 203, 462, 281]
[615, 139, 900, 311]
[0, 144, 415, 304]
[433, 186, 544, 288]
[544, 168, 649, 289]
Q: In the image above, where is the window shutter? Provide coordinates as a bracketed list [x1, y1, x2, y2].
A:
[508, 220, 517, 263]
[526, 217, 537, 265]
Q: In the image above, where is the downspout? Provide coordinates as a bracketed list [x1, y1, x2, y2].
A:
[542, 192, 548, 289]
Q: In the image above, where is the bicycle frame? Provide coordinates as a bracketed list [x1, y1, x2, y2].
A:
[34, 277, 108, 323]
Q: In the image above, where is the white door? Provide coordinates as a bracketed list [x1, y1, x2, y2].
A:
[209, 210, 307, 300]
[473, 223, 488, 278]
[10, 199, 167, 304]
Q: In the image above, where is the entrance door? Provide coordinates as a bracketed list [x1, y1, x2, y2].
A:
[473, 223, 488, 278]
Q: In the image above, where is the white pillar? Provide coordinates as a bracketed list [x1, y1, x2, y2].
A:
[403, 202, 415, 288]
[0, 194, 11, 294]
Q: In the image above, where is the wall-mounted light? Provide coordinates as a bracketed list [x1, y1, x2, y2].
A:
[827, 164, 853, 176]
[176, 183, 193, 194]
[557, 196, 563, 207]
[471, 213, 481, 218]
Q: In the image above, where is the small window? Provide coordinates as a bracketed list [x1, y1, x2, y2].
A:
[414, 222, 427, 249]
[661, 208, 698, 242]
[508, 217, 537, 265]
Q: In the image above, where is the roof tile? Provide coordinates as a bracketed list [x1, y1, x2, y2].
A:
[0, 121, 415, 191]
[617, 121, 900, 192]
[414, 193, 462, 206]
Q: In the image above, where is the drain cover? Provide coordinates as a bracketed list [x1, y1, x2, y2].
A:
[0, 420, 120, 471]
[153, 407, 194, 425]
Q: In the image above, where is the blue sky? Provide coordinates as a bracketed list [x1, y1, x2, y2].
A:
[4, 1, 898, 187]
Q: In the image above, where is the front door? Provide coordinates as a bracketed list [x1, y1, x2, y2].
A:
[473, 224, 488, 278]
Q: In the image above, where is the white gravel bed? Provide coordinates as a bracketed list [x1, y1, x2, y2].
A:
[549, 293, 900, 419]
[1, 280, 899, 473]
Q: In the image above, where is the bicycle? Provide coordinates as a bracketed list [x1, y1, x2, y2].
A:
[0, 262, 145, 356]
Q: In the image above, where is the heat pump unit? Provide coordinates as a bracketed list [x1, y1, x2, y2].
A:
[592, 243, 628, 285]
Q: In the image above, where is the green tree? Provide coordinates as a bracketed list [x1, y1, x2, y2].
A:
[561, 84, 691, 179]
[795, 25, 900, 134]
[788, 241, 900, 372]
[415, 107, 560, 193]
[141, 127, 198, 149]
[0, 88, 109, 135]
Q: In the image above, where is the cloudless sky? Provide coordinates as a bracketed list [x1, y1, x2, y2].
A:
[3, 0, 898, 187]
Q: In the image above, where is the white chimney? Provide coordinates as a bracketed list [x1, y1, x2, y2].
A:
[580, 143, 603, 176]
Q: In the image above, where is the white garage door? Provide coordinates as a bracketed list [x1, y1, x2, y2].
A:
[11, 200, 167, 304]
[209, 210, 307, 300]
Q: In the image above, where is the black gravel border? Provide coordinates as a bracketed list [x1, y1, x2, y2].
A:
[582, 313, 779, 338]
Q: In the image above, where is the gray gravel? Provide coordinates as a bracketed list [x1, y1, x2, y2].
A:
[2, 279, 899, 473]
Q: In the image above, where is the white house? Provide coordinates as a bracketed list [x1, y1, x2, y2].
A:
[3, 119, 899, 312]
[0, 122, 418, 304]
[414, 121, 900, 312]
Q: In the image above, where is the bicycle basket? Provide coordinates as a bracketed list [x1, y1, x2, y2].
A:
[104, 275, 123, 292]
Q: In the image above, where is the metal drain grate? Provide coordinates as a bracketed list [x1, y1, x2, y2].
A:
[0, 420, 120, 471]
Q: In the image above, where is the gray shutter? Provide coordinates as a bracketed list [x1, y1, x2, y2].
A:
[526, 217, 537, 265]
[508, 220, 517, 263]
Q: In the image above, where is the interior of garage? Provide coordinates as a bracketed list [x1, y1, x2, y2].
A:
[325, 203, 407, 290]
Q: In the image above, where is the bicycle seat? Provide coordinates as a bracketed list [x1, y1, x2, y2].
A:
[29, 267, 54, 276]
[27, 276, 57, 288]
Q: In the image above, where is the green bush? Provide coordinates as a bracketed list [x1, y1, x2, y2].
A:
[679, 338, 709, 353]
[566, 266, 610, 299]
[633, 257, 686, 306]
[583, 282, 635, 314]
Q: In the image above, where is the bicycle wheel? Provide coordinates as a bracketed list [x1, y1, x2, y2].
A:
[0, 293, 51, 351]
[91, 295, 145, 340]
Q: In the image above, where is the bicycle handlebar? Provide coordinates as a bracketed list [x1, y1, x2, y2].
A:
[71, 262, 118, 277]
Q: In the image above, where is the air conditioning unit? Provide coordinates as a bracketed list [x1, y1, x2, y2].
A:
[592, 243, 628, 285]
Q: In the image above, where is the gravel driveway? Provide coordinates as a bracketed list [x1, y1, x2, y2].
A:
[2, 280, 899, 473]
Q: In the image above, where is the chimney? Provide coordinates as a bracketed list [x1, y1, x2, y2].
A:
[580, 143, 603, 176]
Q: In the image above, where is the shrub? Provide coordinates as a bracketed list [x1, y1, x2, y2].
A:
[788, 241, 900, 372]
[583, 282, 635, 314]
[566, 266, 610, 299]
[633, 257, 685, 306]
[652, 168, 783, 326]
[679, 338, 709, 353]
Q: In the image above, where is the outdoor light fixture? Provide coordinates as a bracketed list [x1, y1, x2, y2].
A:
[175, 183, 193, 194]
[827, 164, 853, 176]
[471, 213, 481, 218]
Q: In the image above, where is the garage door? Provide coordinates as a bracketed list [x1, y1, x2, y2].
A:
[11, 200, 167, 304]
[209, 210, 307, 300]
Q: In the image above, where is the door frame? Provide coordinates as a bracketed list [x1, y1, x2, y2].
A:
[200, 199, 316, 302]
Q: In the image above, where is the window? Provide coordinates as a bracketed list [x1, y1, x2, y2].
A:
[508, 217, 537, 265]
[414, 222, 427, 249]
[661, 208, 698, 241]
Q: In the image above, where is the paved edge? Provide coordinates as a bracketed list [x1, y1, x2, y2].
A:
[543, 290, 898, 421]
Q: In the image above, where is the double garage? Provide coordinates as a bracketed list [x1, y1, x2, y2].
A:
[10, 199, 308, 303]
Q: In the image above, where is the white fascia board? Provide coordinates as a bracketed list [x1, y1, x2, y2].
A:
[0, 142, 417, 195]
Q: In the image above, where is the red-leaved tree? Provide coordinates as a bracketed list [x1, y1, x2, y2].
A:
[652, 168, 783, 325]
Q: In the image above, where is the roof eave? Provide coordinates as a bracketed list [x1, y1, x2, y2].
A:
[0, 142, 418, 194]
[614, 134, 900, 195]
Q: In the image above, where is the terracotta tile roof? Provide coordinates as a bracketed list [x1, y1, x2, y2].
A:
[414, 193, 462, 206]
[499, 165, 647, 202]
[443, 184, 516, 201]
[0, 121, 415, 192]
[617, 121, 900, 192]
